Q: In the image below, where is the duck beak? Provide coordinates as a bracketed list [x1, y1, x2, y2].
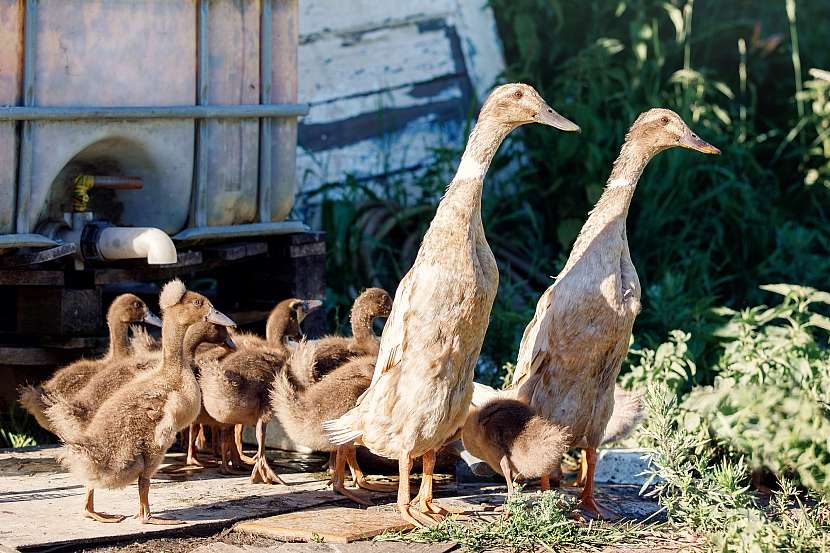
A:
[206, 307, 236, 328]
[223, 335, 237, 351]
[143, 311, 163, 327]
[535, 104, 581, 132]
[680, 131, 721, 155]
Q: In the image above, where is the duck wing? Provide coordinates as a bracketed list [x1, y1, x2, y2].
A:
[511, 284, 556, 391]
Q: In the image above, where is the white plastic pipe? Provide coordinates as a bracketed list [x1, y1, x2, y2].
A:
[96, 227, 177, 265]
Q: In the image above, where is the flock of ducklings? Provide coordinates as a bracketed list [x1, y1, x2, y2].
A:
[19, 82, 720, 528]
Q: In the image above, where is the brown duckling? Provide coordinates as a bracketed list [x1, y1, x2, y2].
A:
[46, 279, 235, 524]
[18, 294, 161, 432]
[461, 398, 570, 495]
[199, 298, 319, 484]
[271, 352, 393, 504]
[291, 288, 392, 386]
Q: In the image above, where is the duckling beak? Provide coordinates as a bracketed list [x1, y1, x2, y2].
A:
[143, 311, 163, 327]
[206, 307, 236, 328]
[535, 105, 581, 132]
[223, 335, 237, 351]
[297, 299, 323, 324]
[680, 131, 721, 155]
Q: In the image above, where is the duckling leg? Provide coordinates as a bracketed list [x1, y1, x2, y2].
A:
[82, 487, 125, 523]
[345, 445, 396, 492]
[540, 473, 550, 491]
[235, 424, 256, 465]
[410, 449, 447, 519]
[195, 424, 207, 451]
[135, 476, 183, 525]
[250, 418, 287, 485]
[499, 456, 516, 496]
[218, 427, 247, 475]
[576, 447, 618, 521]
[331, 445, 373, 506]
[397, 453, 435, 527]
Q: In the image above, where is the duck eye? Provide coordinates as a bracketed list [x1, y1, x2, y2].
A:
[660, 116, 670, 125]
[192, 299, 202, 307]
[513, 90, 523, 99]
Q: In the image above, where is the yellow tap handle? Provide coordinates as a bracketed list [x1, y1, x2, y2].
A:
[72, 175, 95, 212]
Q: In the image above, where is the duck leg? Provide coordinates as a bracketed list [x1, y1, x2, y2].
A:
[331, 445, 372, 506]
[344, 445, 396, 492]
[250, 418, 286, 485]
[235, 424, 256, 465]
[576, 447, 618, 520]
[135, 476, 182, 525]
[499, 455, 516, 496]
[82, 487, 125, 523]
[218, 427, 247, 475]
[397, 452, 435, 527]
[540, 473, 550, 491]
[574, 449, 588, 487]
[195, 424, 207, 451]
[410, 449, 447, 519]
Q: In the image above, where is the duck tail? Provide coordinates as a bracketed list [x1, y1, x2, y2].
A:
[129, 324, 158, 356]
[512, 417, 571, 479]
[44, 392, 89, 445]
[602, 387, 645, 445]
[322, 412, 363, 446]
[18, 384, 53, 432]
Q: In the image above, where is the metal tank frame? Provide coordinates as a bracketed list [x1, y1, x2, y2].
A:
[0, 0, 311, 250]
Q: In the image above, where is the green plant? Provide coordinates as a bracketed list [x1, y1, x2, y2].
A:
[380, 489, 654, 552]
[0, 405, 42, 448]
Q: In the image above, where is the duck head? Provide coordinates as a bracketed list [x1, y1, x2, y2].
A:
[185, 321, 237, 353]
[109, 293, 162, 327]
[480, 83, 580, 132]
[627, 108, 721, 157]
[267, 298, 323, 342]
[159, 279, 236, 329]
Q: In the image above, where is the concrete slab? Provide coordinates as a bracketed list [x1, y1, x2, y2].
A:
[0, 446, 350, 551]
[595, 448, 659, 486]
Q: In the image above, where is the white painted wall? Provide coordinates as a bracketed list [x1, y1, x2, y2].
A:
[295, 0, 505, 200]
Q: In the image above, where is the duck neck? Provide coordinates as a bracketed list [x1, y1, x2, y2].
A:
[161, 317, 189, 374]
[440, 118, 512, 221]
[569, 139, 650, 260]
[106, 317, 131, 361]
[265, 311, 290, 355]
[350, 304, 378, 347]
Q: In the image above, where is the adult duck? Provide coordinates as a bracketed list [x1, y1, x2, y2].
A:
[324, 83, 580, 526]
[511, 108, 719, 518]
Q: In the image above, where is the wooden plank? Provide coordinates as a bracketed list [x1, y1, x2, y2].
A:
[233, 506, 414, 543]
[0, 346, 90, 366]
[300, 0, 455, 37]
[0, 243, 76, 268]
[299, 21, 457, 104]
[0, 270, 64, 286]
[204, 242, 267, 262]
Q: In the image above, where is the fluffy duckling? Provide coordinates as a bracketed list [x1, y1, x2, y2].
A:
[291, 288, 392, 386]
[272, 352, 394, 505]
[18, 294, 161, 432]
[324, 83, 580, 526]
[462, 398, 570, 495]
[511, 108, 719, 518]
[200, 298, 319, 484]
[46, 279, 235, 524]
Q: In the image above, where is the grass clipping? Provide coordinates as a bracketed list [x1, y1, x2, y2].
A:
[379, 490, 658, 552]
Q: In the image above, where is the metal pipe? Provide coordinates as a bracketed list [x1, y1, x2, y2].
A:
[0, 103, 309, 121]
[258, 0, 274, 223]
[96, 227, 178, 265]
[15, 0, 38, 233]
[193, 0, 210, 228]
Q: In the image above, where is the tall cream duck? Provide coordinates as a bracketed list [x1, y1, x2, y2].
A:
[511, 108, 719, 518]
[324, 83, 580, 526]
[18, 294, 161, 432]
[46, 279, 235, 524]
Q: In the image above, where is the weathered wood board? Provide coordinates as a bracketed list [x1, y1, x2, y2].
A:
[296, 0, 505, 194]
[234, 505, 413, 543]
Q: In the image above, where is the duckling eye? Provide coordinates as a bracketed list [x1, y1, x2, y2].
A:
[192, 299, 202, 307]
[660, 116, 670, 125]
[513, 90, 523, 99]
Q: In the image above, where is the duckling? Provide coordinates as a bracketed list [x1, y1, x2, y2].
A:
[199, 298, 319, 484]
[462, 398, 570, 495]
[511, 108, 719, 518]
[46, 279, 235, 524]
[324, 83, 580, 526]
[18, 294, 161, 432]
[271, 351, 394, 505]
[291, 288, 392, 386]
